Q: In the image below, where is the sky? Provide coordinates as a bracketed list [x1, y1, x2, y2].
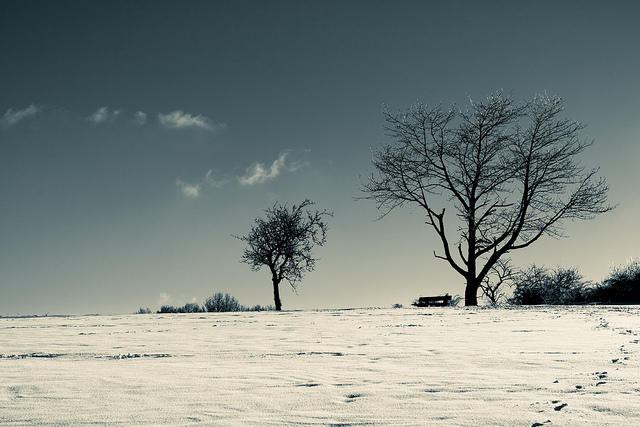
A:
[1, 0, 638, 315]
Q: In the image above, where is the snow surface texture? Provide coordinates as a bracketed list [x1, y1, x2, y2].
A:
[1, 306, 639, 426]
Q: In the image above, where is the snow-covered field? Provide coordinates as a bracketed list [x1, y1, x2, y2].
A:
[1, 306, 639, 426]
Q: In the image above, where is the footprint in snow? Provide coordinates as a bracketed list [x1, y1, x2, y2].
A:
[344, 393, 363, 402]
[554, 403, 568, 411]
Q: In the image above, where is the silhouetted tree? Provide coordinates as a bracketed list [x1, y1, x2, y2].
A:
[479, 258, 514, 305]
[235, 199, 332, 310]
[361, 92, 614, 305]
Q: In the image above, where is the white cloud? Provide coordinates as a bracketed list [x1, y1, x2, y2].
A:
[204, 169, 229, 188]
[239, 152, 305, 185]
[158, 292, 171, 306]
[89, 107, 109, 123]
[158, 110, 223, 131]
[176, 179, 201, 198]
[1, 104, 41, 127]
[88, 106, 121, 124]
[133, 111, 147, 125]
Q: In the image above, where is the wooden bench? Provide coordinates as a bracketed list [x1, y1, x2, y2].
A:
[412, 295, 452, 307]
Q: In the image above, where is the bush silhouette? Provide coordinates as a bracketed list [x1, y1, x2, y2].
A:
[153, 293, 274, 313]
[589, 258, 640, 303]
[181, 302, 204, 313]
[203, 293, 242, 312]
[157, 303, 203, 313]
[509, 265, 590, 305]
[249, 304, 275, 311]
[158, 305, 179, 313]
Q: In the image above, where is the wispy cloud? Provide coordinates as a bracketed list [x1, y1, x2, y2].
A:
[88, 106, 121, 124]
[204, 169, 229, 188]
[176, 179, 201, 198]
[175, 152, 308, 198]
[133, 111, 147, 125]
[1, 104, 41, 128]
[158, 110, 223, 131]
[4, 105, 226, 132]
[239, 152, 306, 185]
[158, 292, 171, 306]
[174, 170, 228, 199]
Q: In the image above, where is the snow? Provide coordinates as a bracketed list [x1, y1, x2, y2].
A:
[1, 306, 639, 426]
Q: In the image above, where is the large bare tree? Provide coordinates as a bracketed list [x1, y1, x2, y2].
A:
[235, 199, 332, 311]
[361, 92, 614, 306]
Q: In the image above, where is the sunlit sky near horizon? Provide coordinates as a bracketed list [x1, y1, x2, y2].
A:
[1, 0, 639, 315]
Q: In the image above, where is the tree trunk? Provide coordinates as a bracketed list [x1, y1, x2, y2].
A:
[466, 213, 478, 306]
[272, 275, 282, 311]
[465, 277, 479, 306]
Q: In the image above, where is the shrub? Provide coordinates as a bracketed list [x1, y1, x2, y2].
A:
[154, 293, 275, 313]
[509, 265, 590, 305]
[135, 307, 152, 314]
[248, 304, 275, 312]
[157, 303, 204, 313]
[181, 302, 204, 313]
[203, 293, 242, 312]
[158, 305, 178, 313]
[589, 257, 640, 303]
[450, 294, 464, 307]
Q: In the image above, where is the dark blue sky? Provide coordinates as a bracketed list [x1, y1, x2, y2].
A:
[1, 0, 638, 314]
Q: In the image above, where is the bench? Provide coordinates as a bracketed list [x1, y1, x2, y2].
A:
[412, 295, 452, 307]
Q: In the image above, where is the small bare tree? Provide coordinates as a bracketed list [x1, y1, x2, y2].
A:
[479, 258, 514, 305]
[361, 92, 614, 305]
[234, 199, 332, 311]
